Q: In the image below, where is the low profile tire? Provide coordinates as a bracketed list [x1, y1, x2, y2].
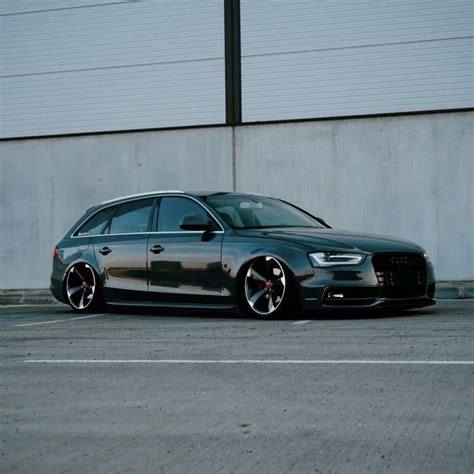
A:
[65, 263, 103, 313]
[238, 256, 293, 319]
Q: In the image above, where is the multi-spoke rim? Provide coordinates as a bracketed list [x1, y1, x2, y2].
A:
[244, 257, 286, 316]
[66, 264, 96, 310]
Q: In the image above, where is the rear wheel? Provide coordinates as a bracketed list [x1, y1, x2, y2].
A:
[239, 256, 290, 318]
[65, 263, 103, 313]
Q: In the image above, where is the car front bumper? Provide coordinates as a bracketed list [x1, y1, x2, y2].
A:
[298, 253, 436, 311]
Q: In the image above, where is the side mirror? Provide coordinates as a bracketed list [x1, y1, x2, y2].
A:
[179, 214, 213, 231]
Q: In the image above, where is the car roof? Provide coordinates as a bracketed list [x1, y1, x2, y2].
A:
[190, 191, 263, 197]
[95, 190, 262, 208]
[96, 190, 186, 207]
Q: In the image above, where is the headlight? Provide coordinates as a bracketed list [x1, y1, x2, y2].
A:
[423, 251, 431, 263]
[309, 252, 366, 267]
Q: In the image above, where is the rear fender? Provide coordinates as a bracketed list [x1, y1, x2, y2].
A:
[58, 242, 102, 295]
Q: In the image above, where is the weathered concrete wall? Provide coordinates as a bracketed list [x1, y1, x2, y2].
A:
[0, 128, 233, 289]
[1, 112, 472, 289]
[236, 112, 474, 281]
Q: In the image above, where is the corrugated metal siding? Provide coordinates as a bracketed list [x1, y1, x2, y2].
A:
[241, 0, 474, 122]
[0, 0, 124, 15]
[0, 0, 225, 138]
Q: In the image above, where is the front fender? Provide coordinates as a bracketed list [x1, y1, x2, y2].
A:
[221, 238, 314, 304]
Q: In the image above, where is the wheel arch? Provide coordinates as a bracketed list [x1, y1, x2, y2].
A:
[61, 258, 103, 302]
[230, 244, 312, 309]
[235, 252, 296, 288]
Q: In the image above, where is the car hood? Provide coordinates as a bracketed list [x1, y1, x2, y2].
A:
[235, 227, 423, 254]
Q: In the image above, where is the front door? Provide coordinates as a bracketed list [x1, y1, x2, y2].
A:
[147, 196, 224, 305]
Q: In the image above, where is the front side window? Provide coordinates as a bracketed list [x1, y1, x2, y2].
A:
[157, 197, 213, 232]
[109, 199, 154, 234]
[75, 206, 116, 236]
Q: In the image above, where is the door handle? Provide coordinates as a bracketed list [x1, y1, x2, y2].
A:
[99, 247, 112, 255]
[150, 244, 165, 254]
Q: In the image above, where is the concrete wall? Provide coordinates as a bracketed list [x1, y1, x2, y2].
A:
[0, 111, 472, 289]
[0, 128, 233, 288]
[236, 112, 474, 281]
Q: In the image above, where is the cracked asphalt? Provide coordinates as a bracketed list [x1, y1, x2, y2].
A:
[1, 300, 473, 473]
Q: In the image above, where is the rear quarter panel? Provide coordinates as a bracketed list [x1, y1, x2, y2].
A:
[51, 237, 101, 300]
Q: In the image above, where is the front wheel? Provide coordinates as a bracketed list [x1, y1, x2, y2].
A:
[65, 263, 103, 313]
[239, 256, 291, 319]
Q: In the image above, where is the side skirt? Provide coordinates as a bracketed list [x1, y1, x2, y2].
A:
[107, 301, 236, 311]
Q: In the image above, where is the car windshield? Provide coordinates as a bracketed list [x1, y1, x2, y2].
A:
[204, 194, 326, 229]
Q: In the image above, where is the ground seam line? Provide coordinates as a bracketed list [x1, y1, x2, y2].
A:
[22, 359, 474, 365]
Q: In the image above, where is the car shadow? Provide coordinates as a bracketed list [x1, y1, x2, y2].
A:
[103, 304, 437, 322]
[105, 305, 243, 320]
[295, 307, 437, 321]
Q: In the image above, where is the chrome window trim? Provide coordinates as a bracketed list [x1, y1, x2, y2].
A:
[74, 230, 225, 238]
[70, 193, 225, 239]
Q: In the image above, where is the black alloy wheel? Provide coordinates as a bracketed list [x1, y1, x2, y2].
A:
[65, 263, 102, 312]
[241, 256, 288, 318]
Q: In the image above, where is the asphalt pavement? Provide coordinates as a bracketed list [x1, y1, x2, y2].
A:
[1, 301, 473, 474]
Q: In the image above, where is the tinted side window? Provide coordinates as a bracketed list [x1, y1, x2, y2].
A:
[75, 207, 116, 236]
[109, 199, 154, 234]
[157, 197, 212, 232]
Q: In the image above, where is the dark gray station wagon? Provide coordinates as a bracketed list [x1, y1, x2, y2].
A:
[51, 191, 436, 318]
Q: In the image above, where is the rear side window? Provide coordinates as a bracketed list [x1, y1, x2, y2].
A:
[109, 199, 154, 234]
[74, 207, 115, 236]
[157, 197, 212, 231]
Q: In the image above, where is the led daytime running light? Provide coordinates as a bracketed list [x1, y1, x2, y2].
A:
[309, 252, 365, 267]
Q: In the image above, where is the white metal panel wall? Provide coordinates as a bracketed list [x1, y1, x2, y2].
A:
[0, 0, 225, 138]
[0, 0, 123, 15]
[241, 0, 474, 122]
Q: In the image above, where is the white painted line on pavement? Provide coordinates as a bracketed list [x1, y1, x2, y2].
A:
[15, 314, 107, 327]
[0, 304, 61, 309]
[292, 320, 312, 325]
[23, 359, 474, 365]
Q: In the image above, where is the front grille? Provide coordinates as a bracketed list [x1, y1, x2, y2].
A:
[372, 253, 426, 298]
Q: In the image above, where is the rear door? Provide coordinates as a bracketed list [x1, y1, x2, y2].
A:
[92, 198, 155, 303]
[147, 196, 224, 305]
